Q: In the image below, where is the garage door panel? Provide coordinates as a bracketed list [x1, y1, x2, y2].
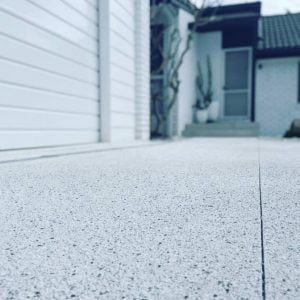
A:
[111, 3, 134, 28]
[111, 81, 135, 100]
[113, 0, 134, 16]
[0, 82, 99, 115]
[111, 35, 134, 60]
[111, 65, 135, 87]
[111, 12, 134, 37]
[111, 98, 134, 114]
[62, 0, 98, 24]
[0, 9, 97, 69]
[0, 1, 100, 149]
[110, 128, 134, 142]
[0, 131, 99, 150]
[0, 1, 97, 54]
[0, 34, 98, 85]
[0, 59, 98, 100]
[0, 108, 99, 130]
[111, 24, 134, 46]
[28, 0, 98, 39]
[111, 49, 134, 73]
[111, 113, 135, 128]
[85, 0, 98, 9]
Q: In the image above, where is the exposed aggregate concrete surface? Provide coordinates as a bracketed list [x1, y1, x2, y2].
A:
[260, 139, 300, 299]
[0, 138, 299, 299]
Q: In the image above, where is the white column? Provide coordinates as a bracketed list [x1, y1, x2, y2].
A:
[98, 0, 111, 142]
[134, 0, 151, 140]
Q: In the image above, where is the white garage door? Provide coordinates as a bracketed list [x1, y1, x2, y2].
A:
[0, 0, 100, 150]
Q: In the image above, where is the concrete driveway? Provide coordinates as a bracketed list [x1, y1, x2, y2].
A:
[0, 138, 299, 299]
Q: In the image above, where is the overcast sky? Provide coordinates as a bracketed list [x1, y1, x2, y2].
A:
[193, 0, 300, 15]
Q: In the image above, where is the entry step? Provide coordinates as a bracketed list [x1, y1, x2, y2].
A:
[183, 122, 260, 137]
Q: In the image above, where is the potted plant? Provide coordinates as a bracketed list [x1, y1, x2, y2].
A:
[195, 56, 219, 123]
[194, 98, 209, 123]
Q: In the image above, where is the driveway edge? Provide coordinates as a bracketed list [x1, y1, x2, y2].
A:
[0, 141, 170, 165]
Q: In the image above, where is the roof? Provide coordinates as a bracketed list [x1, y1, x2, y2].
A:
[202, 2, 261, 18]
[258, 12, 300, 58]
[190, 2, 261, 33]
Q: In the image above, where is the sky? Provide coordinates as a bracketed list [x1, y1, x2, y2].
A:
[193, 0, 300, 15]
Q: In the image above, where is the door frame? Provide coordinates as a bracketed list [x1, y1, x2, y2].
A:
[222, 47, 253, 121]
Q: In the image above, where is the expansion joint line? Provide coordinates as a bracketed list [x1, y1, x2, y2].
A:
[258, 143, 266, 300]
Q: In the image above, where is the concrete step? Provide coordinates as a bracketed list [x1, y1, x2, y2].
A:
[183, 122, 260, 137]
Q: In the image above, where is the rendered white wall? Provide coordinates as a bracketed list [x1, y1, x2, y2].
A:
[195, 31, 223, 118]
[150, 4, 177, 137]
[135, 0, 150, 140]
[256, 57, 300, 136]
[176, 9, 197, 136]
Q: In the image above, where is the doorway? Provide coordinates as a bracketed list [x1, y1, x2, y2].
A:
[223, 48, 252, 120]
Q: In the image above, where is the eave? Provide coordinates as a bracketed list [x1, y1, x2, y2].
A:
[257, 47, 300, 59]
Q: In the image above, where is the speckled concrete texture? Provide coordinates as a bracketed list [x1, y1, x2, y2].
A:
[0, 138, 297, 299]
[260, 139, 300, 299]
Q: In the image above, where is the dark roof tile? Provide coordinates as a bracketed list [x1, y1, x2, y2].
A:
[259, 13, 300, 50]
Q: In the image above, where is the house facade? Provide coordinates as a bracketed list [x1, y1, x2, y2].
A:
[0, 0, 150, 150]
[152, 1, 300, 137]
[256, 13, 300, 136]
[0, 1, 299, 152]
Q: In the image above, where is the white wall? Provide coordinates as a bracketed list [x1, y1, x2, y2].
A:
[176, 30, 223, 135]
[100, 0, 150, 143]
[195, 31, 223, 117]
[256, 57, 300, 136]
[176, 9, 197, 136]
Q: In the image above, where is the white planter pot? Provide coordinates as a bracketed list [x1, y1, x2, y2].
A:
[208, 101, 219, 122]
[196, 109, 208, 124]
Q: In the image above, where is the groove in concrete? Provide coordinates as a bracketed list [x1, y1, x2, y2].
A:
[258, 145, 266, 300]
